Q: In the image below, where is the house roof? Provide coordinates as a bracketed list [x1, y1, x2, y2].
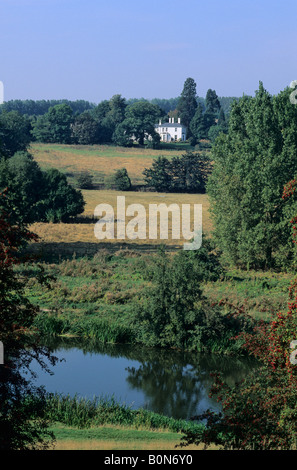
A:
[155, 123, 185, 128]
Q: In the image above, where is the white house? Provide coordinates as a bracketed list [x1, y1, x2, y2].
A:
[155, 117, 187, 142]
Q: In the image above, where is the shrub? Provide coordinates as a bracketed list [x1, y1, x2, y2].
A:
[76, 171, 94, 189]
[41, 169, 85, 222]
[105, 168, 131, 191]
[133, 245, 243, 352]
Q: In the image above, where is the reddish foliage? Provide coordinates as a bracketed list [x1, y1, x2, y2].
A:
[181, 179, 297, 450]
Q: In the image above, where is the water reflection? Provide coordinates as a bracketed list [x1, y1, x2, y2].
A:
[35, 337, 257, 420]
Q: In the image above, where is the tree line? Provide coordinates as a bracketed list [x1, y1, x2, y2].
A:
[0, 81, 238, 148]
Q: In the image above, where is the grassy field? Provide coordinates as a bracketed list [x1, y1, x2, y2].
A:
[30, 142, 195, 187]
[28, 143, 212, 253]
[30, 190, 212, 254]
[48, 424, 213, 450]
[24, 143, 291, 330]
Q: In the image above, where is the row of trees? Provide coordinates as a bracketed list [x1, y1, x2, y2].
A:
[0, 95, 236, 119]
[0, 99, 95, 116]
[182, 179, 297, 451]
[30, 97, 164, 147]
[143, 152, 211, 193]
[30, 84, 229, 147]
[0, 81, 234, 148]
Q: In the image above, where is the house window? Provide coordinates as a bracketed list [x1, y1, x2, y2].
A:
[175, 128, 177, 132]
[175, 135, 177, 141]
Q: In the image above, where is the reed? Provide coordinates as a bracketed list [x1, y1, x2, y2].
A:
[33, 313, 135, 344]
[43, 393, 205, 435]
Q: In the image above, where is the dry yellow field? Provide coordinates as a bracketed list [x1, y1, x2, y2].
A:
[29, 143, 212, 254]
[30, 190, 212, 254]
[30, 142, 189, 186]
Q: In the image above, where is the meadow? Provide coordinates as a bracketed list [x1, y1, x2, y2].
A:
[30, 142, 195, 187]
[29, 142, 211, 254]
[25, 143, 291, 337]
[23, 142, 293, 450]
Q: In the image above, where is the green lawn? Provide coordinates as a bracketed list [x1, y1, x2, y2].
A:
[48, 423, 210, 450]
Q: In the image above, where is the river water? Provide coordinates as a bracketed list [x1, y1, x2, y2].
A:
[31, 337, 256, 420]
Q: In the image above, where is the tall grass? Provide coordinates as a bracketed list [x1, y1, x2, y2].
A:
[33, 313, 135, 343]
[43, 393, 205, 435]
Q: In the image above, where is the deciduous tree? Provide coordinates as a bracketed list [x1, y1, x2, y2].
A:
[207, 82, 297, 269]
[0, 192, 57, 449]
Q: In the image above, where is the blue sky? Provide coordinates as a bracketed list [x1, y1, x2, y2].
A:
[0, 0, 296, 103]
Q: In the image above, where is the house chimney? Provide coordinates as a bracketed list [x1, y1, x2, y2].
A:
[172, 117, 174, 123]
[178, 117, 181, 124]
[159, 119, 162, 125]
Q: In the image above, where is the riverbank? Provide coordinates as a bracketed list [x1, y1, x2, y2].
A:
[39, 393, 211, 450]
[48, 423, 216, 450]
[20, 249, 291, 351]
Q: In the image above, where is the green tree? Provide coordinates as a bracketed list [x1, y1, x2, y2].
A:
[0, 196, 57, 449]
[112, 121, 133, 147]
[0, 154, 85, 224]
[207, 82, 297, 269]
[133, 246, 234, 351]
[208, 108, 228, 143]
[113, 168, 132, 191]
[76, 170, 94, 189]
[134, 247, 205, 349]
[205, 89, 221, 114]
[118, 101, 161, 146]
[31, 114, 53, 143]
[180, 196, 297, 450]
[107, 94, 127, 126]
[0, 152, 45, 223]
[91, 97, 126, 143]
[143, 152, 211, 193]
[189, 103, 208, 143]
[170, 152, 211, 193]
[32, 104, 73, 144]
[143, 156, 174, 192]
[47, 104, 73, 144]
[177, 78, 198, 133]
[71, 112, 100, 145]
[105, 168, 132, 190]
[0, 111, 32, 158]
[41, 169, 85, 222]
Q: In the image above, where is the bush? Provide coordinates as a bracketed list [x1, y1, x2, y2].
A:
[105, 168, 131, 191]
[76, 171, 94, 189]
[133, 245, 243, 352]
[41, 169, 85, 222]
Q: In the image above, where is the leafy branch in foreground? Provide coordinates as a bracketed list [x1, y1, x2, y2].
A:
[0, 190, 58, 450]
[179, 179, 297, 450]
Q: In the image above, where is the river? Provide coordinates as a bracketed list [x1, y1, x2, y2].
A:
[30, 337, 256, 420]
